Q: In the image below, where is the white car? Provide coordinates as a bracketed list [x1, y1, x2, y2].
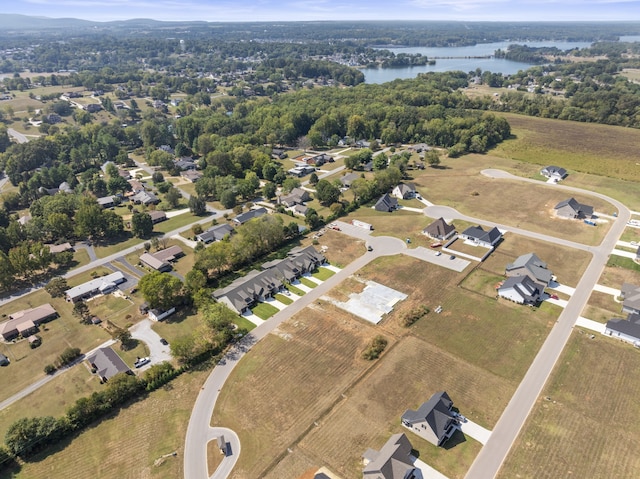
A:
[435, 251, 442, 256]
[134, 357, 150, 368]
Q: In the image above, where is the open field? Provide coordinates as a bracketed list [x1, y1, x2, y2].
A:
[498, 331, 640, 479]
[597, 264, 640, 290]
[0, 290, 113, 403]
[1, 366, 211, 479]
[303, 229, 365, 268]
[346, 209, 434, 248]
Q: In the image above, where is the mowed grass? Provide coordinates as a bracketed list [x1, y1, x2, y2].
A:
[214, 305, 384, 478]
[251, 302, 279, 320]
[498, 331, 640, 479]
[607, 255, 640, 273]
[3, 367, 211, 479]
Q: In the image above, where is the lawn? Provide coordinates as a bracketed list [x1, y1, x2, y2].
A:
[298, 277, 317, 289]
[312, 267, 335, 281]
[606, 255, 640, 273]
[2, 366, 211, 479]
[285, 284, 306, 296]
[251, 302, 279, 320]
[498, 331, 640, 479]
[597, 264, 640, 290]
[87, 295, 141, 329]
[274, 293, 293, 305]
[620, 227, 640, 244]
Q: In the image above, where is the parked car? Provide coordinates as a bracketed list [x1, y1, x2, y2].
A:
[367, 245, 373, 251]
[134, 357, 150, 368]
[160, 338, 169, 346]
[449, 255, 456, 260]
[549, 294, 559, 300]
[435, 251, 442, 256]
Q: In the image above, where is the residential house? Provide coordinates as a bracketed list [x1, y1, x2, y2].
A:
[290, 204, 309, 217]
[131, 191, 160, 206]
[498, 275, 544, 305]
[159, 144, 175, 155]
[554, 198, 594, 219]
[87, 346, 131, 382]
[422, 217, 456, 241]
[46, 242, 73, 254]
[213, 246, 325, 314]
[148, 210, 167, 224]
[374, 194, 398, 213]
[85, 103, 102, 113]
[0, 304, 58, 341]
[196, 224, 234, 244]
[271, 148, 287, 160]
[288, 165, 316, 177]
[459, 225, 502, 247]
[128, 179, 145, 194]
[340, 172, 361, 188]
[391, 183, 416, 200]
[181, 170, 202, 183]
[65, 271, 126, 303]
[505, 253, 553, 286]
[148, 307, 176, 322]
[621, 283, 640, 315]
[45, 113, 62, 124]
[605, 313, 640, 345]
[636, 246, 640, 262]
[362, 433, 418, 479]
[58, 181, 73, 194]
[540, 165, 567, 181]
[97, 195, 116, 208]
[233, 207, 267, 225]
[139, 245, 183, 272]
[174, 157, 197, 171]
[278, 187, 311, 207]
[408, 143, 430, 153]
[17, 214, 32, 226]
[401, 391, 460, 447]
[118, 169, 131, 180]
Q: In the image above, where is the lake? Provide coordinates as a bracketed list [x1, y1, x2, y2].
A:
[361, 40, 593, 84]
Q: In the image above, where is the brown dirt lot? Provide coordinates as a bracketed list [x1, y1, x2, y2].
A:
[302, 229, 365, 267]
[498, 331, 640, 479]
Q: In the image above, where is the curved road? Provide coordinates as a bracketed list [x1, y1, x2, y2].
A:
[184, 235, 406, 479]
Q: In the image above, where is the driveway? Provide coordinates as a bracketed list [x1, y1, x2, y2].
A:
[130, 319, 172, 365]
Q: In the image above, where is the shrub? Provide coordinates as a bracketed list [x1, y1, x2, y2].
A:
[57, 347, 81, 367]
[362, 335, 388, 360]
[44, 364, 56, 375]
[402, 305, 430, 327]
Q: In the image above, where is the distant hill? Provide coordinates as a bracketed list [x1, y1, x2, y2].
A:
[0, 14, 95, 30]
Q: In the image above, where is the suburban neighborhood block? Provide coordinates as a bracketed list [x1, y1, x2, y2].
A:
[65, 271, 126, 303]
[86, 346, 132, 382]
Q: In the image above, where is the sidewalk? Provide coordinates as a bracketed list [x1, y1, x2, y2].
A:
[575, 316, 606, 334]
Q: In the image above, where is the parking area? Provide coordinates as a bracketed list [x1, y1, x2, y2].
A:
[404, 246, 471, 272]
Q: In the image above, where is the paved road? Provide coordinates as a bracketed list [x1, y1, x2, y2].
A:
[7, 128, 28, 144]
[184, 235, 406, 479]
[464, 170, 631, 479]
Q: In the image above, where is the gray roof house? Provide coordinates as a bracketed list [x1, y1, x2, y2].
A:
[621, 283, 640, 315]
[196, 224, 234, 244]
[422, 217, 456, 241]
[505, 253, 553, 285]
[131, 191, 160, 206]
[605, 313, 640, 345]
[498, 275, 544, 305]
[233, 207, 267, 225]
[97, 196, 116, 208]
[139, 245, 184, 272]
[148, 210, 167, 224]
[174, 157, 197, 171]
[554, 198, 594, 219]
[65, 271, 126, 303]
[541, 165, 567, 181]
[278, 187, 311, 207]
[375, 194, 398, 213]
[340, 172, 361, 188]
[87, 346, 131, 382]
[391, 183, 416, 200]
[0, 353, 8, 366]
[401, 391, 460, 447]
[362, 433, 418, 479]
[181, 170, 203, 183]
[213, 246, 325, 314]
[460, 225, 502, 248]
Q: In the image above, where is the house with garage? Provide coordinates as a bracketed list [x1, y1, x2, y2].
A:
[362, 433, 418, 479]
[340, 172, 361, 188]
[459, 225, 502, 248]
[541, 165, 567, 181]
[47, 242, 74, 254]
[290, 204, 309, 217]
[196, 223, 234, 244]
[498, 275, 544, 305]
[391, 183, 416, 200]
[505, 253, 553, 286]
[97, 195, 116, 208]
[605, 313, 640, 345]
[174, 157, 197, 171]
[554, 198, 594, 219]
[181, 170, 202, 183]
[401, 391, 460, 447]
[233, 207, 267, 225]
[621, 283, 640, 315]
[147, 210, 167, 224]
[87, 346, 131, 382]
[422, 217, 456, 241]
[65, 272, 126, 303]
[375, 193, 398, 213]
[128, 179, 145, 194]
[139, 245, 184, 272]
[148, 307, 176, 322]
[131, 191, 160, 206]
[278, 187, 311, 207]
[0, 304, 59, 341]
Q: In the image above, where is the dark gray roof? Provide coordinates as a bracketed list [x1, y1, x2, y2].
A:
[197, 224, 234, 243]
[340, 172, 360, 186]
[423, 217, 455, 240]
[401, 391, 455, 442]
[554, 198, 594, 217]
[499, 276, 543, 304]
[541, 165, 567, 177]
[622, 283, 640, 312]
[362, 433, 416, 479]
[375, 193, 398, 212]
[606, 313, 640, 340]
[506, 253, 553, 284]
[87, 347, 130, 380]
[461, 225, 502, 245]
[234, 207, 267, 224]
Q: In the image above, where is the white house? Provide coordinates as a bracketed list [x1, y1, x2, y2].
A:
[498, 276, 543, 305]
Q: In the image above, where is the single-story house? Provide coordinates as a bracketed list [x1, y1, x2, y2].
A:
[148, 307, 176, 322]
[272, 148, 287, 160]
[131, 191, 160, 206]
[505, 253, 553, 286]
[85, 103, 102, 113]
[290, 204, 309, 216]
[65, 271, 126, 303]
[408, 143, 430, 153]
[159, 145, 174, 155]
[181, 170, 202, 183]
[460, 225, 502, 248]
[554, 198, 594, 219]
[47, 242, 74, 254]
[87, 346, 131, 382]
[45, 113, 62, 124]
[605, 313, 640, 345]
[196, 224, 234, 244]
[233, 207, 267, 225]
[541, 165, 567, 181]
[621, 283, 640, 315]
[288, 165, 316, 177]
[401, 391, 460, 447]
[128, 179, 145, 194]
[391, 183, 416, 200]
[374, 193, 398, 213]
[118, 169, 131, 180]
[148, 210, 167, 224]
[59, 181, 73, 194]
[139, 245, 183, 272]
[97, 195, 116, 208]
[422, 217, 455, 241]
[498, 275, 544, 305]
[0, 303, 58, 340]
[174, 157, 197, 171]
[213, 246, 325, 314]
[362, 433, 418, 479]
[278, 187, 311, 207]
[17, 214, 32, 226]
[340, 172, 360, 188]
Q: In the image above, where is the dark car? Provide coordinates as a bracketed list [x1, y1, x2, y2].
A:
[449, 255, 456, 260]
[160, 338, 169, 345]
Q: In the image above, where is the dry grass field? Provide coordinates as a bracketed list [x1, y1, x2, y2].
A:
[597, 263, 640, 289]
[1, 367, 210, 479]
[303, 229, 365, 267]
[498, 331, 640, 479]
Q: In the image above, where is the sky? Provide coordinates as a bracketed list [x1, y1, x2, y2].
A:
[4, 0, 640, 23]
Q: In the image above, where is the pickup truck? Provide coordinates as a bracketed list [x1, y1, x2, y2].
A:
[134, 357, 150, 368]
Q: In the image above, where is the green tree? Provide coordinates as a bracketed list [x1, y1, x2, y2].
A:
[425, 149, 441, 167]
[131, 212, 153, 238]
[220, 189, 236, 209]
[45, 277, 68, 298]
[4, 416, 67, 458]
[315, 179, 341, 206]
[165, 187, 182, 209]
[188, 195, 207, 216]
[262, 182, 276, 200]
[138, 271, 184, 311]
